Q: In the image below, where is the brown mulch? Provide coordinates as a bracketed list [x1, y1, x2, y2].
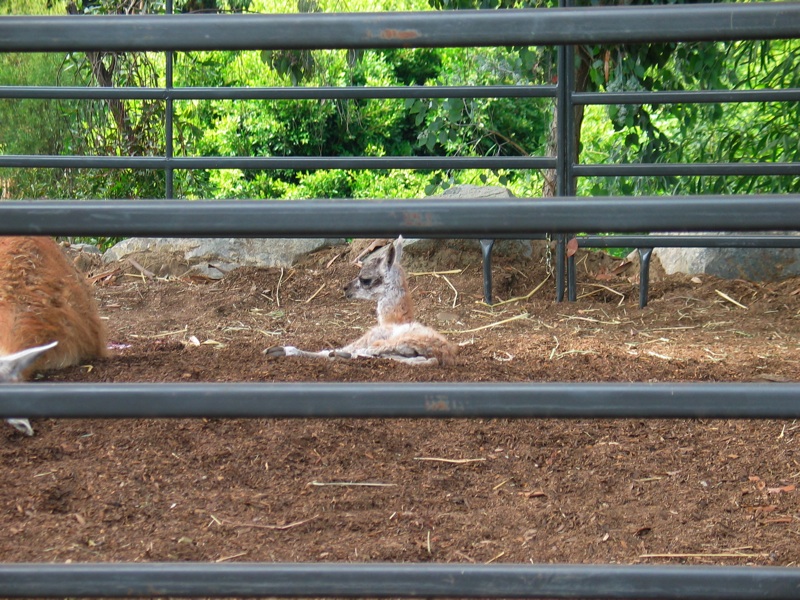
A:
[1, 242, 799, 567]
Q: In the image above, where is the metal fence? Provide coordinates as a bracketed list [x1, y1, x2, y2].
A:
[2, 3, 800, 598]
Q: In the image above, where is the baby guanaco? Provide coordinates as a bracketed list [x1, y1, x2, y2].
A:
[266, 236, 456, 366]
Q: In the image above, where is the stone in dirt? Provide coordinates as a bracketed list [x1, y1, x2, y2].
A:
[403, 185, 546, 269]
[103, 237, 343, 279]
[101, 186, 543, 278]
[653, 233, 800, 281]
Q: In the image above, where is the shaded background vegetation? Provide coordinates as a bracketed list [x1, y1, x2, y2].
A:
[1, 0, 798, 210]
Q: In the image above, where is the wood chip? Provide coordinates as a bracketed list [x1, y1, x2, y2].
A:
[309, 481, 396, 487]
[414, 457, 486, 464]
[715, 289, 748, 309]
[446, 312, 528, 334]
[640, 552, 769, 559]
[223, 516, 318, 530]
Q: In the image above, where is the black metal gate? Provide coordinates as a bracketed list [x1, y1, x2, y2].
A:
[2, 4, 800, 597]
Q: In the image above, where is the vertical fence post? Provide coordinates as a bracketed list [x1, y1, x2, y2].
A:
[555, 0, 576, 302]
[555, 39, 566, 301]
[164, 0, 175, 199]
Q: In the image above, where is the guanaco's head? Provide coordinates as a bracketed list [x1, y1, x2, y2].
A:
[344, 236, 407, 303]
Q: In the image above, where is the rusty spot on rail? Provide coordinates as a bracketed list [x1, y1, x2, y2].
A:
[426, 398, 450, 412]
[401, 211, 436, 228]
[378, 28, 420, 40]
[425, 395, 465, 413]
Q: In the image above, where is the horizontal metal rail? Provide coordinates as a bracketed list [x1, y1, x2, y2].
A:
[575, 234, 800, 249]
[0, 84, 556, 100]
[0, 155, 551, 170]
[6, 158, 799, 177]
[1, 7, 799, 600]
[574, 163, 800, 178]
[3, 562, 800, 599]
[2, 4, 800, 52]
[1, 196, 798, 237]
[573, 88, 800, 105]
[2, 382, 800, 420]
[4, 85, 797, 104]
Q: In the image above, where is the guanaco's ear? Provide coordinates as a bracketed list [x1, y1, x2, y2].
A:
[0, 341, 58, 383]
[389, 235, 404, 267]
[384, 241, 397, 269]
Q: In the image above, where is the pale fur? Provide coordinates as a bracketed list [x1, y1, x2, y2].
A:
[1, 237, 107, 435]
[266, 237, 457, 366]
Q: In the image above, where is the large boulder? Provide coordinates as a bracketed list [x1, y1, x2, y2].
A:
[101, 185, 541, 277]
[103, 237, 343, 279]
[401, 184, 543, 268]
[653, 233, 800, 281]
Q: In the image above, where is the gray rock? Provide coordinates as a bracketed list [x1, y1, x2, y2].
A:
[68, 243, 102, 255]
[100, 185, 544, 278]
[404, 185, 539, 263]
[435, 184, 514, 201]
[103, 237, 343, 279]
[653, 233, 800, 281]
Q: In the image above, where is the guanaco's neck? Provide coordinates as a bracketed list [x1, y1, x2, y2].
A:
[376, 268, 415, 326]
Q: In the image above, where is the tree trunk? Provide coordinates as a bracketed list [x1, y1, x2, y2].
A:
[541, 46, 591, 197]
[66, 2, 135, 149]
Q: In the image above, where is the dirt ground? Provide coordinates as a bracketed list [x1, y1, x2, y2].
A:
[2, 239, 800, 569]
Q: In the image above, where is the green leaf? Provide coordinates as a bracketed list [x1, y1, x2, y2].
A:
[425, 134, 437, 152]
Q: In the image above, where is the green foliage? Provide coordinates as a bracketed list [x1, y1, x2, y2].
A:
[63, 236, 123, 252]
[166, 0, 556, 198]
[0, 55, 82, 196]
[1, 0, 168, 199]
[261, 49, 317, 86]
[179, 0, 252, 12]
[77, 0, 162, 13]
[582, 37, 800, 197]
[381, 49, 442, 86]
[428, 0, 542, 8]
[0, 0, 70, 153]
[260, 0, 319, 84]
[3, 0, 798, 205]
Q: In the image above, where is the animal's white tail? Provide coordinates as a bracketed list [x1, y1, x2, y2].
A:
[0, 237, 107, 435]
[266, 236, 457, 366]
